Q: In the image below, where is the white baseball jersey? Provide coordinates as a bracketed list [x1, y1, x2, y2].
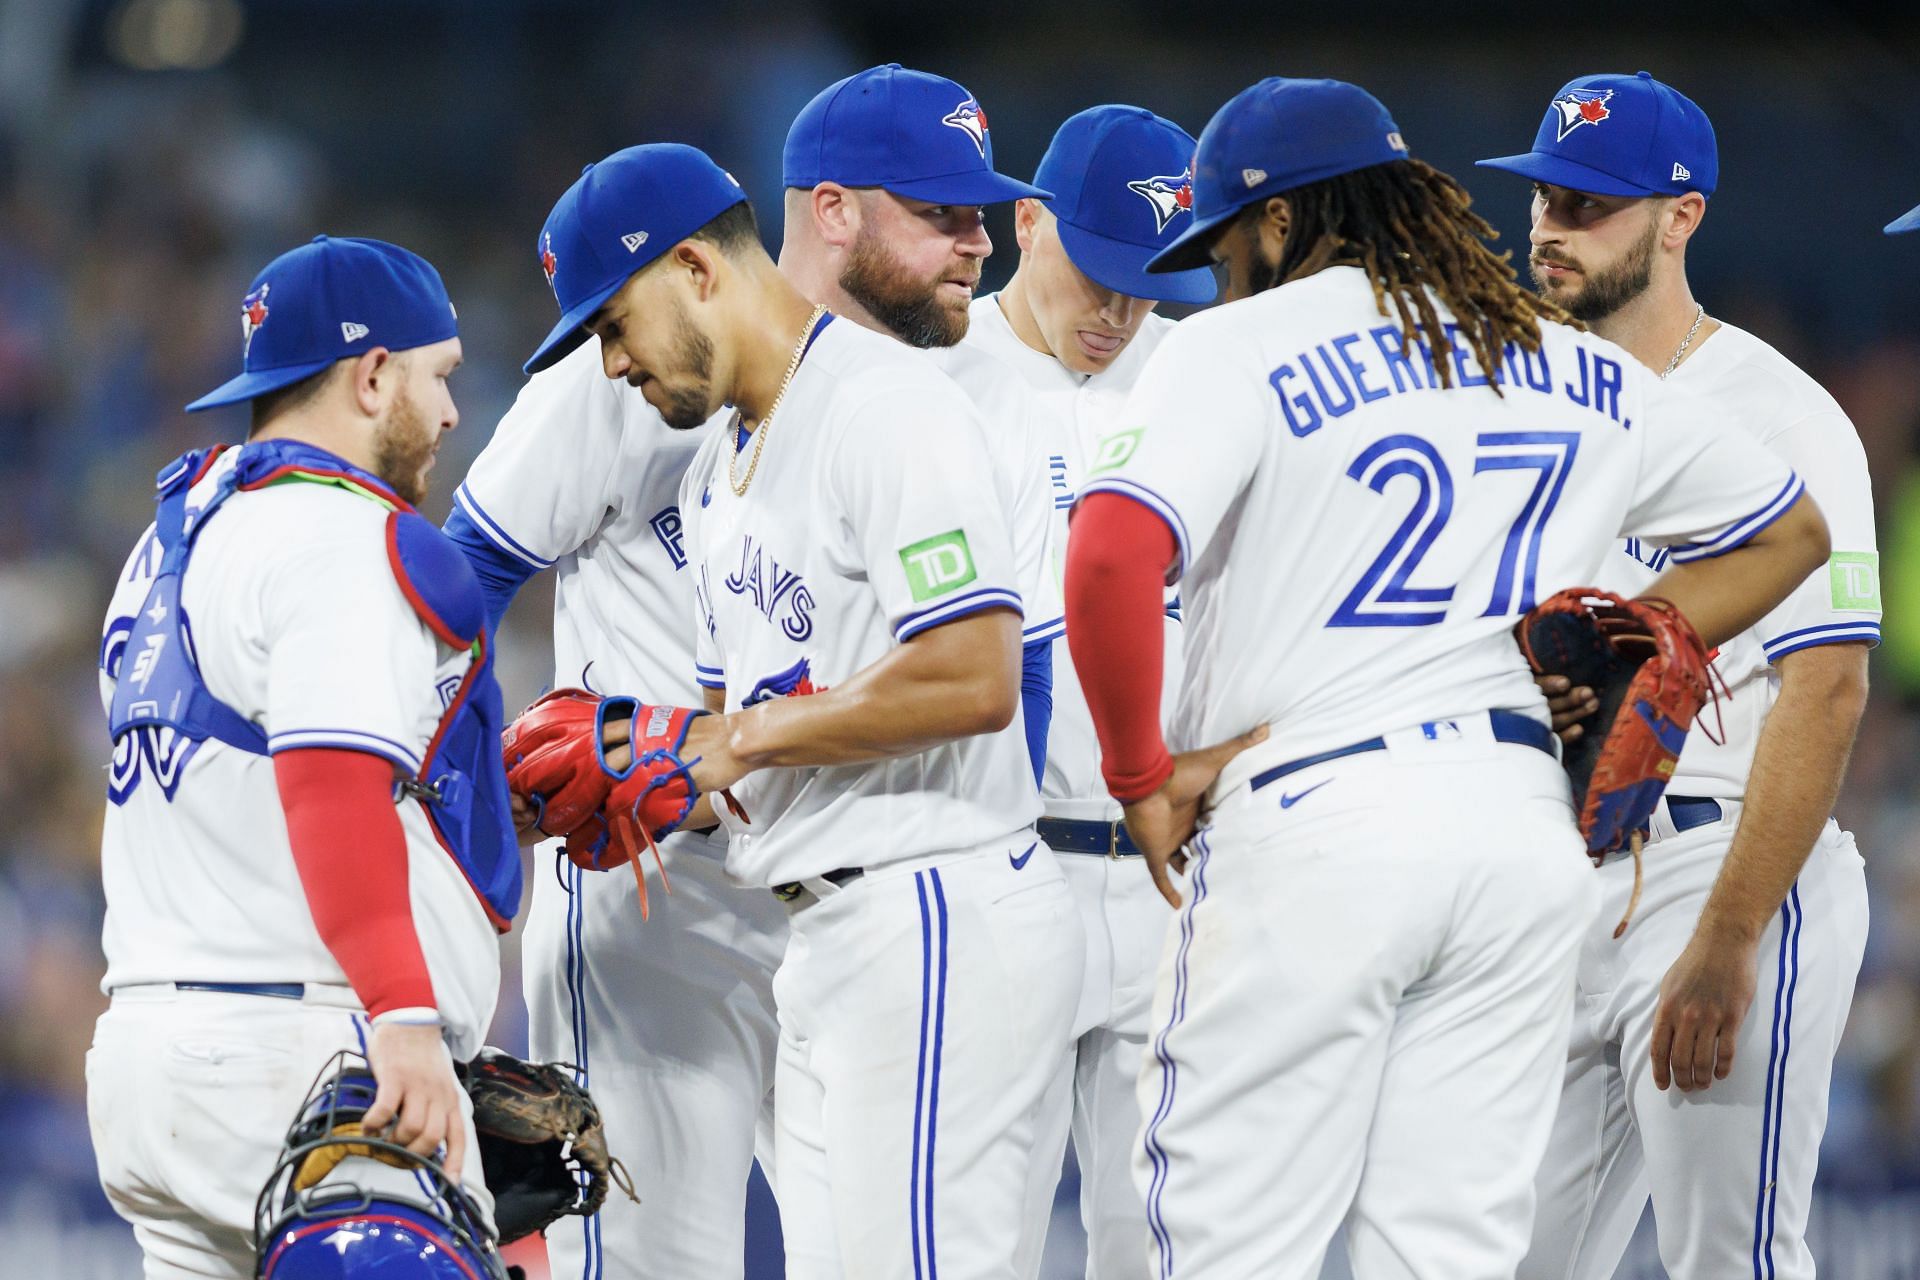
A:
[1600, 320, 1880, 798]
[1085, 265, 1805, 787]
[680, 317, 1038, 886]
[453, 336, 789, 1280]
[453, 338, 711, 703]
[945, 294, 1182, 819]
[923, 318, 1065, 653]
[97, 450, 499, 1060]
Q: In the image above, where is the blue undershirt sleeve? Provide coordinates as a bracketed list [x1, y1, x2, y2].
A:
[443, 506, 540, 630]
[1021, 637, 1053, 790]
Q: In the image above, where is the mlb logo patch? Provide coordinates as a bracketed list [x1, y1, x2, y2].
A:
[540, 231, 558, 293]
[1549, 88, 1614, 141]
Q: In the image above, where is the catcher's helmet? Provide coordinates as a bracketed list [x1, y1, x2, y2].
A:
[254, 1051, 511, 1280]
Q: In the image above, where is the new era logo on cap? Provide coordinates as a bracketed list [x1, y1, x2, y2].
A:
[1672, 162, 1691, 181]
[1242, 167, 1268, 188]
[942, 99, 989, 156]
[621, 231, 649, 253]
[341, 321, 369, 342]
[1551, 88, 1614, 140]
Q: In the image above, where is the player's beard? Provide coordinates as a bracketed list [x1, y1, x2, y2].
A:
[653, 297, 719, 431]
[1245, 239, 1284, 297]
[1531, 218, 1658, 323]
[838, 226, 975, 349]
[372, 385, 436, 506]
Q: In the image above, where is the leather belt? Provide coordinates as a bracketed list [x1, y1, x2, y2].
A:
[1036, 817, 1142, 859]
[771, 866, 865, 902]
[1251, 709, 1556, 792]
[173, 981, 306, 1000]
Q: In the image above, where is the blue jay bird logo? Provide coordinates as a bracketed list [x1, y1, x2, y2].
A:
[941, 100, 989, 157]
[1549, 89, 1614, 141]
[240, 283, 270, 357]
[742, 656, 825, 706]
[1126, 168, 1195, 234]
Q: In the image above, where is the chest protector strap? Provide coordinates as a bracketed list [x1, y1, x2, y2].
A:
[107, 441, 522, 930]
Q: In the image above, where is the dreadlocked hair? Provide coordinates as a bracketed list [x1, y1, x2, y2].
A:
[1261, 157, 1579, 396]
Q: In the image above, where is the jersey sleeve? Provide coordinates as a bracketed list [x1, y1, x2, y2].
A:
[1750, 409, 1881, 660]
[1077, 319, 1267, 581]
[450, 342, 628, 573]
[1010, 394, 1065, 645]
[260, 516, 441, 774]
[1619, 380, 1805, 562]
[829, 379, 1023, 643]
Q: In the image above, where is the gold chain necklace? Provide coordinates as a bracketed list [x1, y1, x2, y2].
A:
[728, 304, 829, 497]
[1660, 304, 1707, 380]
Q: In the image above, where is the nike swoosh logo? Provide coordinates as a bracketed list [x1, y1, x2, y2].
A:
[1279, 780, 1332, 810]
[1010, 842, 1036, 871]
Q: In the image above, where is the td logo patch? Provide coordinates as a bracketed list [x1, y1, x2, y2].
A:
[1829, 551, 1881, 611]
[900, 529, 977, 603]
[1089, 428, 1145, 474]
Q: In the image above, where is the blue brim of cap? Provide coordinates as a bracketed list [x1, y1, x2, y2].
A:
[524, 274, 628, 375]
[1886, 204, 1920, 235]
[880, 170, 1051, 206]
[1474, 151, 1659, 198]
[1145, 201, 1244, 275]
[1057, 219, 1216, 304]
[185, 356, 342, 413]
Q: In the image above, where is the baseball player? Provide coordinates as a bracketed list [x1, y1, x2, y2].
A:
[445, 200, 791, 1280]
[90, 236, 516, 1277]
[779, 62, 1066, 764]
[521, 143, 1082, 1279]
[930, 104, 1216, 1279]
[1475, 72, 1879, 1280]
[444, 63, 1063, 1280]
[1063, 77, 1833, 1279]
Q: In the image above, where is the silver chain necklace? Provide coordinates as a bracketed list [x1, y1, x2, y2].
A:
[1660, 305, 1707, 380]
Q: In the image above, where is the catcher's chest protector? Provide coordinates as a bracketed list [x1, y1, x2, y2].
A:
[109, 441, 523, 929]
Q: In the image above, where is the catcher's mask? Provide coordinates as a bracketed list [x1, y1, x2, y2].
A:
[254, 1051, 511, 1280]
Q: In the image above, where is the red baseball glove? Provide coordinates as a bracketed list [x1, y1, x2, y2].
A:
[1516, 589, 1716, 933]
[501, 692, 712, 920]
[501, 689, 613, 838]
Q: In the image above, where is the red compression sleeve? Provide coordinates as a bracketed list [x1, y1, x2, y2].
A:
[275, 747, 437, 1018]
[1065, 492, 1179, 803]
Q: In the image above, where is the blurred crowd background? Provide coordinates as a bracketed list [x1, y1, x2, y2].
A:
[6, 0, 1920, 1275]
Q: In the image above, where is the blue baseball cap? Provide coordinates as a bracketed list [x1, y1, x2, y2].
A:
[1034, 106, 1216, 305]
[783, 64, 1049, 205]
[525, 143, 750, 375]
[1147, 78, 1410, 274]
[186, 236, 457, 412]
[1477, 72, 1717, 199]
[1886, 205, 1920, 235]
